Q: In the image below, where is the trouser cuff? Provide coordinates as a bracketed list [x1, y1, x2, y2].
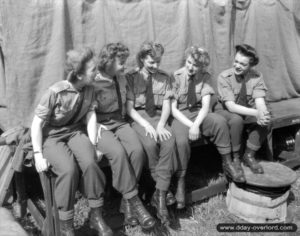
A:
[123, 189, 138, 200]
[88, 198, 104, 208]
[155, 179, 170, 191]
[217, 146, 231, 155]
[246, 141, 260, 151]
[58, 209, 74, 221]
[176, 170, 186, 178]
[232, 144, 241, 153]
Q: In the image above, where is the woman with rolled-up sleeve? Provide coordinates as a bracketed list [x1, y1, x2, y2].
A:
[170, 46, 246, 210]
[31, 48, 112, 236]
[88, 43, 155, 230]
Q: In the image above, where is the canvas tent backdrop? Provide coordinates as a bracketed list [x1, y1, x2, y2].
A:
[0, 0, 299, 128]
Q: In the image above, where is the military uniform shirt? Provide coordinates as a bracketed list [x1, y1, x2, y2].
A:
[172, 67, 215, 111]
[92, 73, 128, 122]
[35, 81, 94, 127]
[126, 68, 173, 109]
[218, 68, 267, 108]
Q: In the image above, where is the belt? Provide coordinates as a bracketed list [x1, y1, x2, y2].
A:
[135, 106, 161, 111]
[96, 112, 123, 123]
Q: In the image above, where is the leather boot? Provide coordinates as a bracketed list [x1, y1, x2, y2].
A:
[222, 153, 246, 183]
[166, 190, 176, 206]
[120, 198, 138, 226]
[175, 177, 186, 209]
[232, 152, 246, 181]
[89, 207, 113, 236]
[243, 148, 264, 174]
[151, 189, 170, 225]
[60, 219, 75, 236]
[128, 195, 156, 230]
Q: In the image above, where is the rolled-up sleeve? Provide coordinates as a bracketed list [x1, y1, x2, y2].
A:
[170, 74, 179, 100]
[163, 77, 174, 100]
[125, 74, 135, 101]
[35, 89, 56, 121]
[252, 75, 267, 98]
[201, 74, 215, 97]
[218, 75, 235, 102]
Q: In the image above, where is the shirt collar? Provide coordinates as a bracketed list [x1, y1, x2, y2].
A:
[141, 67, 156, 79]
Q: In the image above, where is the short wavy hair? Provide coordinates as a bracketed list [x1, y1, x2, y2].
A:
[65, 47, 94, 81]
[184, 46, 210, 67]
[235, 44, 259, 66]
[97, 43, 129, 72]
[136, 41, 164, 68]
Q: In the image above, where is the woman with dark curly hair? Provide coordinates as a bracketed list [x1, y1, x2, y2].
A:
[88, 43, 155, 230]
[216, 44, 271, 176]
[31, 48, 112, 236]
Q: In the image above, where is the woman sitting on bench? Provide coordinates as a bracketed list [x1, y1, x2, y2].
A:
[216, 44, 271, 177]
[170, 46, 245, 209]
[88, 43, 155, 230]
[126, 42, 177, 225]
[31, 48, 112, 236]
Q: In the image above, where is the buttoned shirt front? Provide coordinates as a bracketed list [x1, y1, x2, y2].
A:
[35, 81, 94, 127]
[218, 68, 267, 108]
[126, 68, 173, 109]
[172, 67, 215, 111]
[92, 73, 128, 122]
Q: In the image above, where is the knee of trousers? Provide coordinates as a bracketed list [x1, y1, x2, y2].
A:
[209, 115, 228, 133]
[228, 114, 244, 129]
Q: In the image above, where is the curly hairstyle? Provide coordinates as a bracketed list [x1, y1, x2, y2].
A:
[97, 43, 130, 72]
[235, 44, 259, 66]
[136, 41, 164, 68]
[65, 47, 94, 82]
[184, 46, 210, 67]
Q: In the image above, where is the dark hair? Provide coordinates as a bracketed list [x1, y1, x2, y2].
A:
[136, 41, 164, 68]
[97, 43, 129, 72]
[235, 44, 259, 66]
[65, 47, 94, 82]
[184, 46, 210, 67]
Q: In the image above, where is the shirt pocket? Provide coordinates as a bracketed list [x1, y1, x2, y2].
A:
[177, 88, 187, 104]
[53, 101, 72, 122]
[153, 87, 166, 107]
[96, 91, 118, 113]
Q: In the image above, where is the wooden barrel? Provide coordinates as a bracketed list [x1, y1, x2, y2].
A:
[226, 182, 289, 223]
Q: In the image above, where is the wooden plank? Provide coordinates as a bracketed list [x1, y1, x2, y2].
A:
[0, 146, 12, 175]
[27, 199, 44, 229]
[186, 178, 228, 204]
[0, 146, 14, 205]
[0, 138, 25, 205]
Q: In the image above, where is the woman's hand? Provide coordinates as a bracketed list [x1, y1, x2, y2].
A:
[189, 124, 200, 141]
[144, 123, 158, 142]
[257, 110, 271, 126]
[97, 124, 108, 141]
[156, 123, 172, 142]
[34, 153, 49, 172]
